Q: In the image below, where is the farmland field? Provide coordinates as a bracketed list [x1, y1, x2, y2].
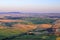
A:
[0, 17, 60, 40]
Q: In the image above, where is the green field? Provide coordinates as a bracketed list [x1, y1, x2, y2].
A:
[0, 28, 24, 40]
[4, 34, 56, 40]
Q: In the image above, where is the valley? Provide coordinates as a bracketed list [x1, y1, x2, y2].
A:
[0, 13, 60, 40]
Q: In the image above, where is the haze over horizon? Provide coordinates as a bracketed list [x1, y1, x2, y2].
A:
[0, 0, 60, 13]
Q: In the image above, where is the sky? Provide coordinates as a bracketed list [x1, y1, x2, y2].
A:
[0, 0, 60, 13]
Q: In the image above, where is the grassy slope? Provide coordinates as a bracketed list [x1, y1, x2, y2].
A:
[0, 28, 24, 40]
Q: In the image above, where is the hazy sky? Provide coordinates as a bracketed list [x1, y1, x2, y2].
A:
[0, 0, 60, 13]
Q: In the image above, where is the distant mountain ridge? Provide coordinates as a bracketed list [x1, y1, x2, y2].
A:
[0, 12, 60, 18]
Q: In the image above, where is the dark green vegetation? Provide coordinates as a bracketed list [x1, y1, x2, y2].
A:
[2, 22, 19, 27]
[3, 34, 56, 40]
[23, 17, 56, 24]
